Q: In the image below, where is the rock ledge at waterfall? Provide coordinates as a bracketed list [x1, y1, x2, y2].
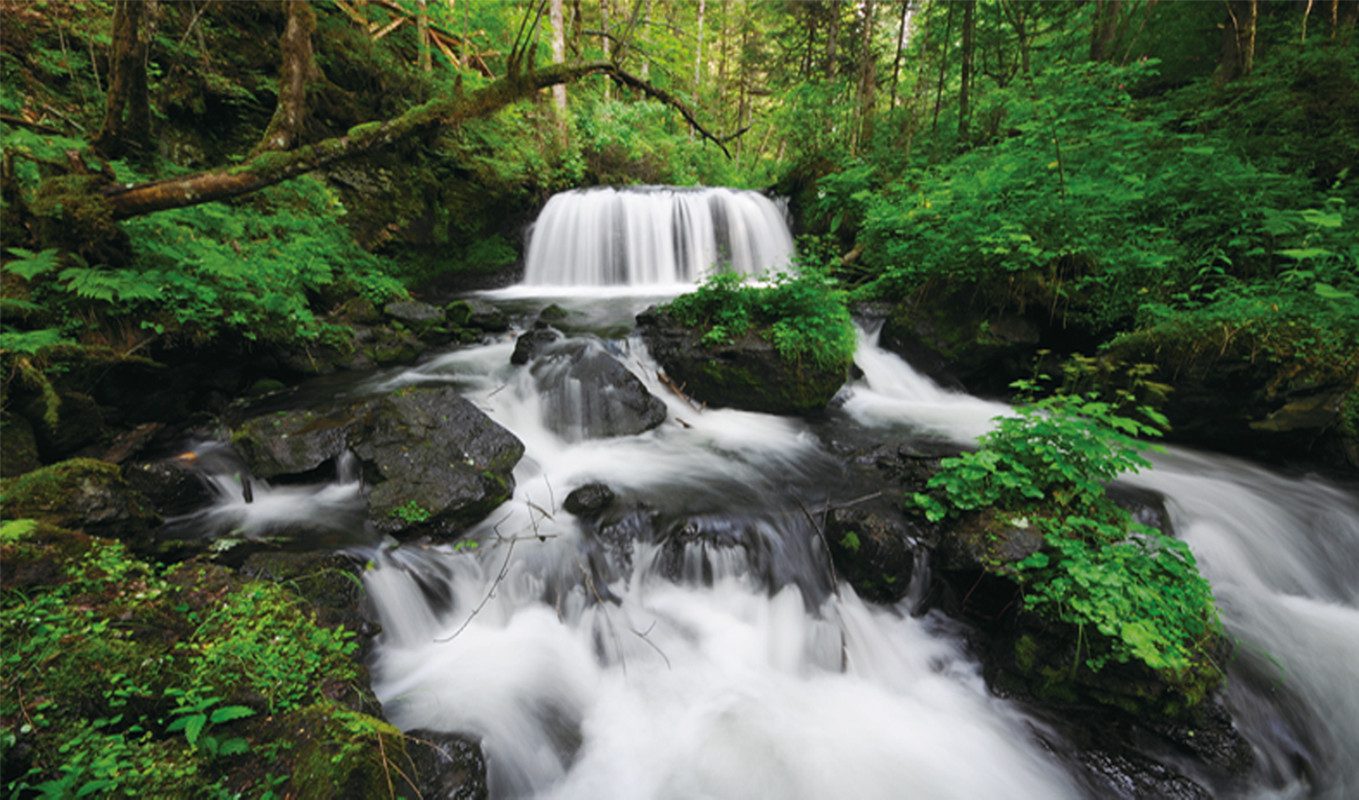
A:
[636, 305, 847, 415]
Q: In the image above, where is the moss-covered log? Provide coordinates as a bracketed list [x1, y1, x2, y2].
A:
[98, 60, 725, 220]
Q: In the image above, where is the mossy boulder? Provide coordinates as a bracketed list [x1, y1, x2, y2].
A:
[637, 306, 847, 416]
[879, 292, 1044, 398]
[825, 507, 924, 605]
[0, 458, 159, 546]
[1106, 325, 1359, 471]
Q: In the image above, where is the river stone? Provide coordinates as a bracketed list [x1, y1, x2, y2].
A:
[636, 306, 847, 416]
[232, 386, 524, 539]
[124, 459, 214, 518]
[826, 507, 922, 605]
[355, 388, 523, 535]
[529, 339, 667, 439]
[0, 458, 159, 548]
[402, 730, 489, 800]
[447, 297, 508, 332]
[510, 323, 562, 365]
[383, 299, 444, 324]
[564, 482, 616, 517]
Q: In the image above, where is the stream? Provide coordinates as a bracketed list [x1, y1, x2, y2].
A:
[195, 188, 1358, 798]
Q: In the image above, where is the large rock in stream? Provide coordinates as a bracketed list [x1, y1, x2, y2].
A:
[636, 306, 847, 416]
[233, 386, 524, 539]
[520, 338, 668, 439]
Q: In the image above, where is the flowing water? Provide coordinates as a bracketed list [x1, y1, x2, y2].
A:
[521, 186, 794, 287]
[192, 189, 1359, 798]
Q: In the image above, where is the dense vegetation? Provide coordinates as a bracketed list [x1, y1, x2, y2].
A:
[2, 0, 1357, 795]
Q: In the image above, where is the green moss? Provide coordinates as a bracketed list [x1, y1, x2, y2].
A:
[0, 457, 123, 508]
[283, 702, 405, 800]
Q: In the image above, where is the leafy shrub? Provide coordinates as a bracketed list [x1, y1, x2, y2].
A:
[665, 262, 858, 371]
[912, 392, 1223, 677]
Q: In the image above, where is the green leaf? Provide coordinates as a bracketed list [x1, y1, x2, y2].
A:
[209, 705, 256, 725]
[1314, 283, 1355, 300]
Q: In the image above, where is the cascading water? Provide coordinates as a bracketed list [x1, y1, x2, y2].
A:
[190, 190, 1358, 798]
[521, 187, 795, 287]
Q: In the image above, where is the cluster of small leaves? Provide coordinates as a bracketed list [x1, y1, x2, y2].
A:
[911, 392, 1223, 676]
[180, 580, 360, 715]
[665, 263, 858, 371]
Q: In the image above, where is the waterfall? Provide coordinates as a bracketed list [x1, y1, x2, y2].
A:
[522, 187, 795, 287]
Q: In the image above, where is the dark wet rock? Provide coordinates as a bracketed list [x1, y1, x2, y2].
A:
[124, 458, 214, 518]
[876, 294, 1045, 397]
[447, 297, 509, 332]
[404, 729, 489, 800]
[825, 507, 923, 605]
[637, 306, 847, 416]
[1073, 747, 1213, 799]
[934, 509, 1045, 573]
[529, 339, 667, 439]
[510, 323, 562, 365]
[0, 411, 41, 477]
[0, 458, 158, 546]
[233, 408, 350, 480]
[564, 482, 617, 517]
[384, 299, 451, 344]
[22, 389, 105, 461]
[232, 386, 523, 540]
[356, 325, 426, 365]
[355, 389, 523, 536]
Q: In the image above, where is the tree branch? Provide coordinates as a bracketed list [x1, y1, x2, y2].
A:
[98, 60, 729, 220]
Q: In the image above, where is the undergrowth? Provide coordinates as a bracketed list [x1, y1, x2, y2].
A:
[912, 387, 1223, 679]
[664, 259, 858, 372]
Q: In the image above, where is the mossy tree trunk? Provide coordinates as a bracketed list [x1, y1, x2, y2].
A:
[251, 0, 319, 158]
[93, 0, 153, 160]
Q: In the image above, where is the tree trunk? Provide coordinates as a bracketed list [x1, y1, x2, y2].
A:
[550, 0, 568, 143]
[1215, 0, 1258, 84]
[96, 61, 728, 221]
[957, 0, 975, 145]
[95, 0, 152, 159]
[417, 0, 432, 72]
[1001, 0, 1031, 78]
[252, 0, 319, 157]
[930, 0, 954, 134]
[1090, 0, 1123, 62]
[826, 0, 840, 79]
[888, 0, 909, 110]
[853, 0, 877, 154]
[694, 0, 706, 97]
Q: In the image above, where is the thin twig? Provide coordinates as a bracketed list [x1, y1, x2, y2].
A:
[794, 495, 842, 599]
[434, 537, 516, 642]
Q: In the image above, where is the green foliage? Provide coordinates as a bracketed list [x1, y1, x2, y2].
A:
[913, 391, 1222, 678]
[1, 527, 361, 797]
[389, 499, 433, 524]
[163, 691, 254, 757]
[665, 262, 858, 371]
[177, 578, 360, 714]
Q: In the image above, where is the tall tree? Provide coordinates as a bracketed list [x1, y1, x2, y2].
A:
[252, 0, 319, 157]
[94, 0, 153, 159]
[551, 0, 569, 143]
[852, 0, 878, 154]
[957, 0, 975, 144]
[1089, 0, 1123, 62]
